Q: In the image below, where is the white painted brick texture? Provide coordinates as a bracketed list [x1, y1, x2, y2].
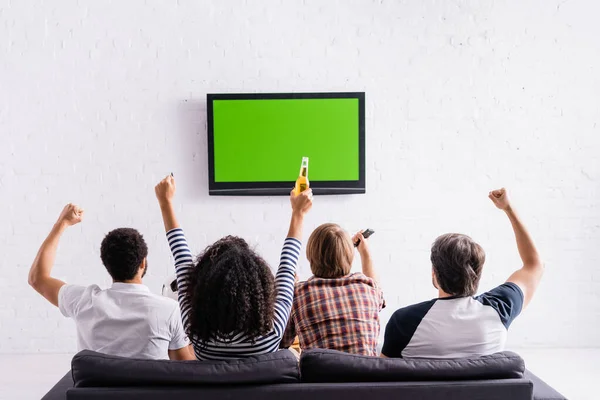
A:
[1, 0, 599, 353]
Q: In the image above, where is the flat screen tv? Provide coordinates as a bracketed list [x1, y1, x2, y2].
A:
[207, 92, 365, 196]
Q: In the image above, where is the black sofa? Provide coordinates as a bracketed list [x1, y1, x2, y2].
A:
[42, 349, 566, 400]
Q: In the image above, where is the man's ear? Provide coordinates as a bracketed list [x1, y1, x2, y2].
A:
[139, 258, 147, 275]
[431, 267, 439, 289]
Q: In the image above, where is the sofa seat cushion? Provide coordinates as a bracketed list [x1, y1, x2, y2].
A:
[72, 349, 300, 387]
[300, 349, 525, 383]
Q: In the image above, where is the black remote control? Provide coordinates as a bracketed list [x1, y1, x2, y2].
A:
[354, 229, 375, 246]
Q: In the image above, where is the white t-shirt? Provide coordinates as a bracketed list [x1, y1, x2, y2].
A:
[58, 282, 189, 360]
[382, 283, 524, 359]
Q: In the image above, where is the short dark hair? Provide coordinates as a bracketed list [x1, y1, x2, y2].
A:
[100, 228, 148, 281]
[431, 233, 485, 297]
[306, 223, 354, 279]
[185, 236, 275, 346]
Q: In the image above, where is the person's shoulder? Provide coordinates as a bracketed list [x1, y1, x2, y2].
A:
[58, 284, 102, 317]
[382, 298, 438, 357]
[476, 282, 524, 304]
[146, 291, 179, 306]
[394, 298, 438, 313]
[391, 298, 438, 323]
[475, 282, 524, 329]
[294, 277, 316, 293]
[70, 283, 101, 291]
[348, 272, 379, 286]
[349, 272, 371, 281]
[300, 273, 378, 290]
[344, 273, 383, 297]
[61, 283, 101, 297]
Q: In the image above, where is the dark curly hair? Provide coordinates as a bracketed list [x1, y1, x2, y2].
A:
[100, 228, 148, 281]
[185, 236, 275, 346]
[431, 233, 486, 297]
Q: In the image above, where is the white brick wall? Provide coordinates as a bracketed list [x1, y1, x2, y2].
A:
[1, 0, 599, 353]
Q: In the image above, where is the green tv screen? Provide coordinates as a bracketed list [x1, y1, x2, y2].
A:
[207, 93, 365, 196]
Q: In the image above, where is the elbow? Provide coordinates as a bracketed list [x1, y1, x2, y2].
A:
[536, 261, 545, 282]
[280, 340, 291, 350]
[28, 271, 41, 289]
[533, 258, 544, 271]
[525, 259, 545, 275]
[28, 274, 38, 289]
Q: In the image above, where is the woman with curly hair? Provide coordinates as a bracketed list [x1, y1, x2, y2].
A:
[154, 175, 312, 360]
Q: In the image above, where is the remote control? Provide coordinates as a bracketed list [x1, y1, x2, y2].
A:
[354, 228, 375, 246]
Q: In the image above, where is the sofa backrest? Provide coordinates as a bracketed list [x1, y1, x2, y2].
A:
[300, 349, 525, 383]
[71, 349, 300, 387]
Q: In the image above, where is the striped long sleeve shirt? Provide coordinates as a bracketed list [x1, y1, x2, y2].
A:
[166, 228, 301, 360]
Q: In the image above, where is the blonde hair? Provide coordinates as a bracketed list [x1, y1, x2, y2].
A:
[307, 223, 354, 278]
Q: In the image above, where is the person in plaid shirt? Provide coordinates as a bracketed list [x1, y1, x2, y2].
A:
[280, 224, 385, 356]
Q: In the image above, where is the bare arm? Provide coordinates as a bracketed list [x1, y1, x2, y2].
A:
[504, 207, 544, 307]
[352, 231, 378, 283]
[489, 189, 543, 308]
[286, 188, 312, 239]
[360, 253, 377, 283]
[287, 213, 305, 240]
[159, 201, 180, 232]
[28, 204, 84, 307]
[155, 175, 180, 231]
[168, 345, 196, 361]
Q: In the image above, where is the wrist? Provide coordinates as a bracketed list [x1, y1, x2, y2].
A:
[291, 210, 306, 219]
[53, 221, 68, 232]
[159, 199, 174, 209]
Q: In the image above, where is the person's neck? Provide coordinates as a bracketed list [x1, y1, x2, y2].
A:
[114, 278, 143, 285]
[438, 289, 454, 298]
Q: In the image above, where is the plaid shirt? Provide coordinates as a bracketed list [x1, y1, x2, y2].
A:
[281, 273, 385, 356]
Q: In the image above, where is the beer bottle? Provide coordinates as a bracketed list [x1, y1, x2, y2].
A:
[294, 157, 309, 195]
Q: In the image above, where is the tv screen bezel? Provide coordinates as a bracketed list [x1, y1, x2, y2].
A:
[207, 92, 365, 196]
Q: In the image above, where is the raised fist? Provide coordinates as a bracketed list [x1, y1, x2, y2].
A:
[57, 203, 84, 226]
[290, 188, 313, 215]
[155, 174, 176, 205]
[488, 188, 511, 211]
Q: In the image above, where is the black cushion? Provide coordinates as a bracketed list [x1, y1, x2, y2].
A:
[72, 349, 300, 387]
[300, 349, 525, 383]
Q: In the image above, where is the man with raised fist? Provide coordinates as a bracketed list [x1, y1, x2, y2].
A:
[382, 188, 544, 359]
[28, 204, 191, 360]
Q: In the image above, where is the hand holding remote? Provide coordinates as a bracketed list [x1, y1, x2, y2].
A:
[352, 229, 377, 283]
[155, 174, 176, 207]
[352, 229, 374, 258]
[353, 229, 374, 247]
